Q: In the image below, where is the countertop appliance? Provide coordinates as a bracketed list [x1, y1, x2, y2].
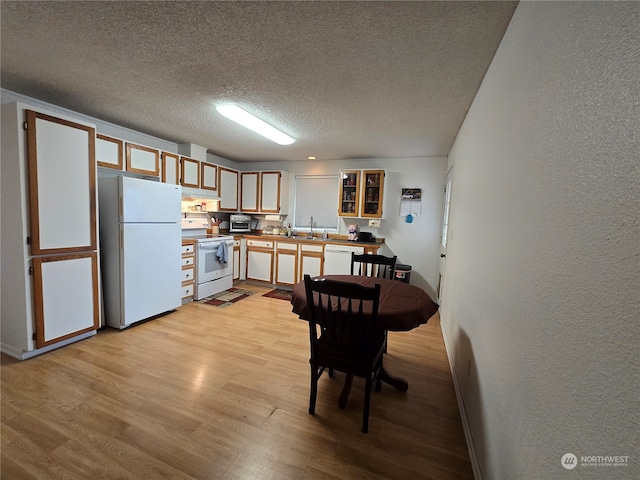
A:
[229, 214, 252, 233]
[98, 176, 182, 329]
[358, 232, 374, 243]
[324, 243, 365, 275]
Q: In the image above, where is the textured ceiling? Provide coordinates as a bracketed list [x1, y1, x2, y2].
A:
[1, 1, 517, 163]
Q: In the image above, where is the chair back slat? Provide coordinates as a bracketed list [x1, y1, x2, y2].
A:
[350, 253, 398, 280]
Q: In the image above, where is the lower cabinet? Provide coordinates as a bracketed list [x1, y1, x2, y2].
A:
[181, 240, 195, 302]
[246, 239, 274, 283]
[275, 241, 298, 286]
[32, 253, 100, 349]
[242, 237, 379, 286]
[299, 243, 324, 280]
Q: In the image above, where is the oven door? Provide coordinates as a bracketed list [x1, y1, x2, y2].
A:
[196, 241, 233, 283]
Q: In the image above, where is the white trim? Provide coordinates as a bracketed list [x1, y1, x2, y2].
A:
[440, 320, 483, 480]
[1, 330, 97, 360]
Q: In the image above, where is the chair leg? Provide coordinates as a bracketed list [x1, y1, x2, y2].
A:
[309, 364, 318, 415]
[362, 376, 372, 433]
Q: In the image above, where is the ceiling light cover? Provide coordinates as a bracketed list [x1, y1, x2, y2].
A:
[216, 104, 294, 145]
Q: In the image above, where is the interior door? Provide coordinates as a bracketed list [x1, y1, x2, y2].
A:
[437, 167, 453, 303]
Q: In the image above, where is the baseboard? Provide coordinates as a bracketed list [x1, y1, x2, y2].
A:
[440, 321, 483, 480]
[1, 330, 96, 360]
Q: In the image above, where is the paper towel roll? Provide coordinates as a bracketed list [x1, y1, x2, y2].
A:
[264, 215, 282, 221]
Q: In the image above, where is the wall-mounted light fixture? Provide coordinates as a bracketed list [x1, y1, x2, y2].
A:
[216, 104, 295, 145]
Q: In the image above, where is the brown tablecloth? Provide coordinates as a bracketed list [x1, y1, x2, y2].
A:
[291, 275, 439, 332]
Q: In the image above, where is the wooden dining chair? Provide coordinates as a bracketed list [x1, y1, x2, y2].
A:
[303, 274, 384, 433]
[350, 252, 397, 352]
[350, 253, 397, 280]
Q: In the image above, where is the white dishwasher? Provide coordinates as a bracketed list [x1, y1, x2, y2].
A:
[324, 243, 364, 275]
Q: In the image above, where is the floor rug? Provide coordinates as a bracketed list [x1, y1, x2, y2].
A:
[262, 289, 293, 301]
[200, 288, 254, 307]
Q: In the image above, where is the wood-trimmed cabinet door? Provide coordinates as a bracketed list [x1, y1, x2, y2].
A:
[275, 242, 298, 286]
[96, 134, 123, 170]
[126, 143, 159, 176]
[162, 152, 180, 185]
[338, 170, 361, 217]
[32, 253, 100, 348]
[26, 110, 97, 255]
[240, 171, 260, 213]
[361, 169, 385, 218]
[201, 162, 217, 191]
[218, 167, 239, 212]
[260, 171, 282, 213]
[181, 156, 200, 188]
[299, 244, 324, 281]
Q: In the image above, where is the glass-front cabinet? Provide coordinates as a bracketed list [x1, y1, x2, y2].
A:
[338, 169, 385, 218]
[362, 170, 385, 217]
[339, 170, 361, 216]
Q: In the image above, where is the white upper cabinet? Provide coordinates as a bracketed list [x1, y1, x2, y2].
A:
[200, 163, 217, 191]
[126, 143, 159, 176]
[236, 170, 289, 214]
[218, 167, 239, 211]
[96, 134, 123, 170]
[180, 156, 200, 188]
[240, 172, 260, 213]
[161, 152, 180, 185]
[260, 171, 288, 214]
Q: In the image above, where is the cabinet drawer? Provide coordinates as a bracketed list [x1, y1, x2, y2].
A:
[181, 269, 194, 283]
[276, 242, 297, 251]
[181, 256, 194, 267]
[247, 239, 273, 249]
[182, 244, 195, 255]
[300, 244, 324, 253]
[181, 284, 194, 298]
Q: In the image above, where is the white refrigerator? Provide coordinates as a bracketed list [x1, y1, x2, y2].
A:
[98, 176, 182, 329]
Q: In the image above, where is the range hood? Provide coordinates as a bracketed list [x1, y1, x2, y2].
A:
[181, 186, 220, 201]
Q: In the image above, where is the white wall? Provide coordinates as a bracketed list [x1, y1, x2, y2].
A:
[442, 2, 639, 479]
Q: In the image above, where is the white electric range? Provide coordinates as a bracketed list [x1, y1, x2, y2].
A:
[182, 218, 234, 299]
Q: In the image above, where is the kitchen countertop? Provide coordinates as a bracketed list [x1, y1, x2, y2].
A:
[240, 232, 384, 247]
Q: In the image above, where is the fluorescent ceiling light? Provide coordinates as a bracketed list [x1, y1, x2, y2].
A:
[216, 104, 294, 145]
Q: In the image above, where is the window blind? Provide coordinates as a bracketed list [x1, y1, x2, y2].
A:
[293, 175, 339, 230]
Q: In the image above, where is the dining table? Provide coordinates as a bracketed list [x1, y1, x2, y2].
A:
[290, 274, 439, 404]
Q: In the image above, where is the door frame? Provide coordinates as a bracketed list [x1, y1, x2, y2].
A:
[437, 166, 453, 303]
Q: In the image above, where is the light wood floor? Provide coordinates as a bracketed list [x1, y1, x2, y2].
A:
[1, 282, 473, 480]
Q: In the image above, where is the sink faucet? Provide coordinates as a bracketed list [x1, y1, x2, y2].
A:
[309, 216, 314, 238]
